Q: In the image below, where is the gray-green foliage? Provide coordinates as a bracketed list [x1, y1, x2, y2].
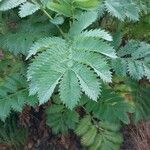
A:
[0, 0, 145, 21]
[27, 11, 115, 109]
[46, 101, 79, 134]
[46, 0, 100, 17]
[0, 21, 53, 55]
[19, 2, 40, 18]
[104, 0, 142, 21]
[112, 40, 150, 80]
[125, 80, 150, 123]
[0, 0, 26, 11]
[0, 0, 150, 149]
[0, 115, 27, 149]
[81, 87, 134, 124]
[75, 116, 123, 150]
[0, 74, 37, 121]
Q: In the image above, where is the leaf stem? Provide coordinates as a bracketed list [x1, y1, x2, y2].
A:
[31, 0, 66, 38]
[82, 106, 104, 131]
[42, 9, 65, 38]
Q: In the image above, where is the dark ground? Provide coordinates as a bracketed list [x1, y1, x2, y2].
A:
[0, 106, 150, 150]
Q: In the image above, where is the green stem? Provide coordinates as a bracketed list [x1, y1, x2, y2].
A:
[42, 9, 53, 19]
[42, 9, 65, 38]
[31, 0, 65, 38]
[82, 106, 104, 131]
[0, 12, 2, 21]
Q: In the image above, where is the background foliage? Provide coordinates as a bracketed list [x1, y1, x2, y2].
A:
[0, 0, 150, 149]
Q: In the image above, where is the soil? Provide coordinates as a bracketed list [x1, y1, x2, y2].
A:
[0, 106, 150, 150]
[20, 107, 144, 150]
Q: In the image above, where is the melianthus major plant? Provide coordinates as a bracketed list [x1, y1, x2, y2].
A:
[0, 0, 150, 149]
